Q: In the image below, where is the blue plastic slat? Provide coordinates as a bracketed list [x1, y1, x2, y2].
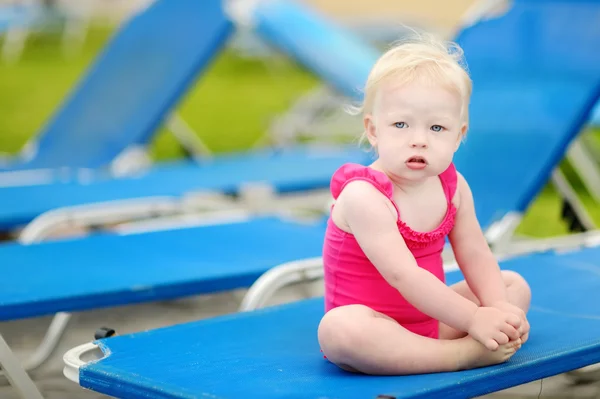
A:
[0, 217, 326, 321]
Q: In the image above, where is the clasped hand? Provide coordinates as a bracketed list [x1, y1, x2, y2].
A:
[468, 300, 530, 351]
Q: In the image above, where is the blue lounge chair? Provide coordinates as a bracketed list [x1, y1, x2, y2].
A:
[0, 0, 379, 233]
[0, 0, 233, 173]
[63, 244, 600, 399]
[0, 216, 329, 399]
[1, 0, 600, 396]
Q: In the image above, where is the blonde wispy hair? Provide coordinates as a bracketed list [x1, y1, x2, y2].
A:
[350, 31, 473, 146]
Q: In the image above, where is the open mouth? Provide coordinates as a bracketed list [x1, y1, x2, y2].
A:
[406, 156, 427, 164]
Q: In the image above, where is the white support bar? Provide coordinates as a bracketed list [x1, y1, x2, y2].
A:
[112, 209, 253, 235]
[266, 85, 353, 146]
[0, 313, 71, 389]
[18, 312, 71, 373]
[165, 114, 213, 158]
[0, 334, 44, 399]
[237, 183, 332, 215]
[18, 196, 183, 244]
[239, 257, 324, 311]
[483, 212, 523, 252]
[18, 193, 240, 244]
[493, 230, 600, 258]
[567, 138, 600, 201]
[109, 145, 153, 177]
[551, 169, 597, 231]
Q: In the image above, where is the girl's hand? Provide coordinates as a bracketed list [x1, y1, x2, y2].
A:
[467, 307, 522, 350]
[492, 300, 530, 343]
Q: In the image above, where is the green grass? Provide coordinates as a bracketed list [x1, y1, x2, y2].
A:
[1, 23, 599, 238]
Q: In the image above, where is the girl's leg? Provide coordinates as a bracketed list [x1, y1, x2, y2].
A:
[318, 304, 521, 376]
[440, 270, 532, 340]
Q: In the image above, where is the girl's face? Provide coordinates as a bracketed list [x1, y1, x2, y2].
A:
[364, 79, 467, 182]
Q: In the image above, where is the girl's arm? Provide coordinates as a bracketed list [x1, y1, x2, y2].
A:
[339, 180, 479, 332]
[448, 172, 508, 306]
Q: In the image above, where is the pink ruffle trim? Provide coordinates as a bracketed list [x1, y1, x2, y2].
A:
[330, 163, 456, 248]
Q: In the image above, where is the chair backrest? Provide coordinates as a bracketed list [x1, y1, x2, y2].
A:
[252, 0, 380, 101]
[17, 0, 233, 170]
[452, 0, 600, 227]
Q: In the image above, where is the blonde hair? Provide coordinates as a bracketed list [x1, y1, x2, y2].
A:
[352, 32, 472, 146]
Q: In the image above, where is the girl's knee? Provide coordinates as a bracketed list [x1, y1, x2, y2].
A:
[318, 305, 369, 344]
[502, 270, 532, 301]
[318, 305, 372, 363]
[502, 270, 530, 289]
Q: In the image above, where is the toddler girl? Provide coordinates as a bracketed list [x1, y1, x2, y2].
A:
[318, 33, 531, 375]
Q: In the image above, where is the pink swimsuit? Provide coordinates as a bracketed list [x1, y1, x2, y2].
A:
[323, 163, 458, 339]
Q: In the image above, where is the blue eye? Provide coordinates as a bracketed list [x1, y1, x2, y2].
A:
[431, 125, 443, 132]
[394, 122, 407, 128]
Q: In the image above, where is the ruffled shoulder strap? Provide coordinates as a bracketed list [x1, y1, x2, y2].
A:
[439, 162, 458, 203]
[330, 163, 394, 201]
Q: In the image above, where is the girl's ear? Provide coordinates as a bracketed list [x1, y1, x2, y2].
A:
[364, 114, 378, 148]
[455, 123, 467, 151]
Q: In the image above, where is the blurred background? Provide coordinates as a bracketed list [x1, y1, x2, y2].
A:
[1, 1, 600, 398]
[1, 0, 598, 238]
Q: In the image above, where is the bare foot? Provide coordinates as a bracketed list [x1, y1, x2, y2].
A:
[455, 336, 522, 370]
